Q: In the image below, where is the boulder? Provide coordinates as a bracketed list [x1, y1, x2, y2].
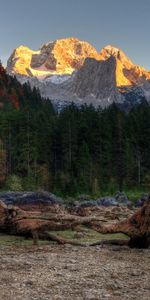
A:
[115, 192, 130, 205]
[0, 192, 63, 206]
[96, 197, 118, 207]
[135, 193, 149, 207]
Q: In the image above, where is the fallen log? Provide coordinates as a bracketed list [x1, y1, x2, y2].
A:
[94, 196, 150, 248]
[0, 196, 149, 248]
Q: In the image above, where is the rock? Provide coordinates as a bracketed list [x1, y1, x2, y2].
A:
[70, 56, 123, 105]
[0, 192, 63, 206]
[135, 193, 149, 207]
[113, 191, 132, 207]
[77, 197, 119, 208]
[75, 196, 118, 208]
[96, 197, 118, 207]
[0, 192, 17, 205]
[115, 191, 127, 201]
[115, 191, 130, 205]
[25, 280, 33, 286]
[77, 194, 91, 201]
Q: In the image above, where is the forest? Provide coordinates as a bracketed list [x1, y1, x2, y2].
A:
[0, 61, 150, 196]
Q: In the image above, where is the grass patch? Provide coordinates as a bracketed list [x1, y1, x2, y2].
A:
[125, 189, 144, 202]
[0, 233, 48, 246]
[48, 228, 129, 244]
[0, 228, 129, 247]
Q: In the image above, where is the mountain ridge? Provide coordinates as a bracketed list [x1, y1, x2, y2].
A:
[6, 37, 150, 109]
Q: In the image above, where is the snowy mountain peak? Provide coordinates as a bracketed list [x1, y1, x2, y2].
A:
[7, 37, 100, 79]
[100, 45, 133, 66]
[6, 37, 150, 109]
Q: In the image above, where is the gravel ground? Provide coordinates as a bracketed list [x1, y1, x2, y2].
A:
[0, 244, 149, 300]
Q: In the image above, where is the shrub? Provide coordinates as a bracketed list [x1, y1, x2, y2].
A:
[5, 175, 23, 191]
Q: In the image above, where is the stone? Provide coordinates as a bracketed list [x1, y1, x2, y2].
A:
[96, 197, 118, 207]
[115, 192, 132, 207]
[135, 193, 149, 207]
[0, 191, 63, 206]
[115, 191, 129, 205]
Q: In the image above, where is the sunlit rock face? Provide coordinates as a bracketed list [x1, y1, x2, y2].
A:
[99, 45, 150, 86]
[7, 46, 39, 77]
[7, 38, 150, 86]
[6, 37, 150, 109]
[7, 37, 100, 79]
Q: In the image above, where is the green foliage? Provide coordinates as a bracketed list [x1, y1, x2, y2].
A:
[0, 233, 49, 246]
[0, 61, 150, 195]
[5, 175, 23, 191]
[48, 229, 129, 244]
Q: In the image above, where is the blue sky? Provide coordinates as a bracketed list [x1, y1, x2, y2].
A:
[0, 0, 150, 69]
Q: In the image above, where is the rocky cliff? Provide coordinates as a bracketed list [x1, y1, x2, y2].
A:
[6, 37, 150, 109]
[7, 37, 100, 78]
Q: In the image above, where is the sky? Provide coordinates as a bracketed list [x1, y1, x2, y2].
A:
[0, 0, 150, 69]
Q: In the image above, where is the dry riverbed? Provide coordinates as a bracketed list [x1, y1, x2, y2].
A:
[0, 203, 149, 299]
[0, 243, 149, 300]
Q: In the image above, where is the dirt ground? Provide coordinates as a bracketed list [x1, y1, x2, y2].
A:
[0, 244, 149, 300]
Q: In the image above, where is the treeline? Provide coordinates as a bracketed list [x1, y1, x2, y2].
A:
[0, 62, 150, 195]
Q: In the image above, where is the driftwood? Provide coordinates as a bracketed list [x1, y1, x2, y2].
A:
[95, 197, 150, 248]
[0, 201, 102, 246]
[0, 197, 149, 248]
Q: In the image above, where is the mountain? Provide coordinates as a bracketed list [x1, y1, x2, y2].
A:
[99, 45, 150, 86]
[6, 37, 150, 109]
[69, 56, 124, 107]
[7, 37, 100, 78]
